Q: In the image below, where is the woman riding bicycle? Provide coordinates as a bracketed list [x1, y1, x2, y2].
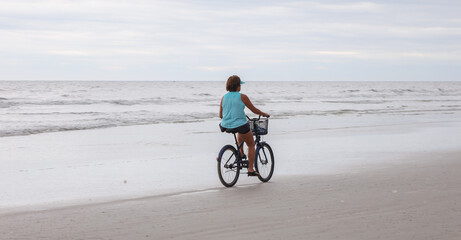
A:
[219, 75, 270, 176]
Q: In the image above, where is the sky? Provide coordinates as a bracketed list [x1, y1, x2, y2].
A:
[0, 0, 460, 81]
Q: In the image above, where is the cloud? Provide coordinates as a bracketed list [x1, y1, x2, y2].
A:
[311, 51, 360, 56]
[191, 65, 252, 72]
[290, 1, 382, 12]
[0, 0, 460, 80]
[49, 50, 91, 56]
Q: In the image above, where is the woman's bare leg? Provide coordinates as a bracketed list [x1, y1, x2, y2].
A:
[238, 131, 256, 172]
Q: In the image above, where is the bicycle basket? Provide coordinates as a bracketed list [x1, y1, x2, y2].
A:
[249, 118, 269, 135]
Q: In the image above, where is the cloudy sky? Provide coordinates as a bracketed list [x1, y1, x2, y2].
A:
[1, 0, 460, 81]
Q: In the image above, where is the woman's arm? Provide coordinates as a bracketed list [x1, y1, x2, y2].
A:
[219, 97, 223, 119]
[241, 94, 270, 117]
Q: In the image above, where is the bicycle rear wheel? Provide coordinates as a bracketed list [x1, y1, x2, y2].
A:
[255, 142, 274, 182]
[217, 145, 240, 187]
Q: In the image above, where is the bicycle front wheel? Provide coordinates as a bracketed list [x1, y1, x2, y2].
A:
[217, 145, 240, 187]
[255, 142, 274, 182]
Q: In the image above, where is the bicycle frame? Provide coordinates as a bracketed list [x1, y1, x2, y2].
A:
[230, 133, 248, 169]
[229, 126, 264, 170]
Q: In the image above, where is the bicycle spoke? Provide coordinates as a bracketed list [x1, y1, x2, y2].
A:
[224, 153, 235, 165]
[261, 148, 268, 164]
[258, 152, 269, 175]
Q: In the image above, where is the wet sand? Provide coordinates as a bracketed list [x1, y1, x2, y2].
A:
[1, 150, 460, 240]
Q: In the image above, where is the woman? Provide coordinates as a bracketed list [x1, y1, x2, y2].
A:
[219, 75, 270, 176]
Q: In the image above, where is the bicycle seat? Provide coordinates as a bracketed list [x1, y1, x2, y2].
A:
[219, 124, 238, 134]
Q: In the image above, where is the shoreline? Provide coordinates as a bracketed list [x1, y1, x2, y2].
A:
[1, 150, 460, 239]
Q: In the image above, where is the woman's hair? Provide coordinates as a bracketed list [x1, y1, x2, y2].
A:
[226, 75, 241, 91]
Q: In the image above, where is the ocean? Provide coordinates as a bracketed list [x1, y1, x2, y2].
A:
[1, 81, 461, 137]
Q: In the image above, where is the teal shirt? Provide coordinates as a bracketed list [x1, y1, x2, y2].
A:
[221, 92, 247, 129]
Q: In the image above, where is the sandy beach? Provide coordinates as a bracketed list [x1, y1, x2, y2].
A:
[1, 149, 460, 240]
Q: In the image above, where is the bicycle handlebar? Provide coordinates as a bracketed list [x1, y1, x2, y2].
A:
[246, 115, 269, 120]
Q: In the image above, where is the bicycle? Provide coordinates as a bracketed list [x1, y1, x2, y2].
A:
[217, 116, 275, 187]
